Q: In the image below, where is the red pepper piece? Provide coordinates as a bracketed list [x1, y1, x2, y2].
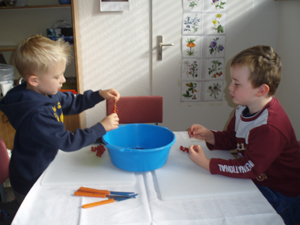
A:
[95, 144, 106, 157]
[179, 145, 189, 153]
[112, 99, 118, 114]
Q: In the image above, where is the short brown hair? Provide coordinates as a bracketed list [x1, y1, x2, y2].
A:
[14, 34, 71, 79]
[231, 45, 282, 96]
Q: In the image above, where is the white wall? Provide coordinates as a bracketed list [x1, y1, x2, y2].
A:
[221, 0, 279, 128]
[276, 1, 300, 140]
[77, 0, 150, 127]
[78, 0, 300, 138]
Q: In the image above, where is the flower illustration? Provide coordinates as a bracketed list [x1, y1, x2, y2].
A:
[183, 61, 189, 74]
[212, 13, 224, 33]
[210, 40, 217, 49]
[188, 61, 198, 78]
[183, 15, 201, 33]
[207, 82, 222, 99]
[208, 60, 223, 78]
[186, 38, 196, 56]
[183, 82, 197, 99]
[183, 60, 198, 78]
[188, 0, 200, 10]
[209, 37, 224, 56]
[211, 0, 226, 10]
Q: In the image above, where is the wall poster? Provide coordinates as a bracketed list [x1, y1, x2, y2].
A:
[100, 0, 129, 12]
[181, 0, 227, 102]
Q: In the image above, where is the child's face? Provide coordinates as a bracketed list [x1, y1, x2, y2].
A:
[229, 65, 259, 106]
[35, 62, 66, 96]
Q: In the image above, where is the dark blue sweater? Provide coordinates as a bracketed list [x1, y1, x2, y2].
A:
[0, 82, 106, 195]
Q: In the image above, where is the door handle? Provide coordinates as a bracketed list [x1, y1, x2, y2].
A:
[157, 35, 174, 61]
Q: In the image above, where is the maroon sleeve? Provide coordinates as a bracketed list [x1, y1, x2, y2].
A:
[206, 114, 237, 151]
[209, 125, 286, 179]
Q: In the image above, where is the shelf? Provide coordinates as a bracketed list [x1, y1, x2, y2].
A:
[0, 0, 82, 142]
[0, 45, 73, 52]
[0, 46, 16, 52]
[0, 4, 70, 10]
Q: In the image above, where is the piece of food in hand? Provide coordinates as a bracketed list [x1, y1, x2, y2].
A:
[112, 99, 118, 114]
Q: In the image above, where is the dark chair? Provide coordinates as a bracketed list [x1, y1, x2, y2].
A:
[106, 96, 163, 125]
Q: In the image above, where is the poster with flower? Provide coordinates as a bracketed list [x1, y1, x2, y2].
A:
[204, 12, 226, 34]
[181, 0, 226, 102]
[204, 58, 224, 80]
[181, 81, 201, 101]
[203, 81, 223, 101]
[204, 0, 227, 11]
[182, 36, 203, 58]
[205, 36, 225, 58]
[183, 0, 204, 12]
[183, 13, 203, 35]
[182, 59, 202, 80]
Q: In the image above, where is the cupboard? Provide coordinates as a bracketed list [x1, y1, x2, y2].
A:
[0, 0, 84, 149]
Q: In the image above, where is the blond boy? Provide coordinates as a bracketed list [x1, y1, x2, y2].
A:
[0, 35, 119, 204]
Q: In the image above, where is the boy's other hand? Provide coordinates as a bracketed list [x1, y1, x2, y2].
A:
[189, 145, 210, 171]
[101, 113, 119, 132]
[99, 89, 120, 101]
[188, 124, 215, 145]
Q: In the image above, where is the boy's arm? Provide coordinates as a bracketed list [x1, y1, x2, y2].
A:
[58, 90, 104, 115]
[206, 115, 237, 151]
[209, 125, 286, 179]
[30, 111, 106, 151]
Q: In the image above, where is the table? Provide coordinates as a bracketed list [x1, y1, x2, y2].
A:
[11, 132, 284, 225]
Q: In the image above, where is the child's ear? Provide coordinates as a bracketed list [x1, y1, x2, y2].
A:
[27, 75, 38, 87]
[257, 84, 270, 97]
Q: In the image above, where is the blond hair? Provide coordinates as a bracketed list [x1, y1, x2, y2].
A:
[231, 45, 282, 96]
[14, 34, 71, 79]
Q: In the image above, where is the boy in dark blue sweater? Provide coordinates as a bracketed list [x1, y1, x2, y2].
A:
[0, 35, 120, 204]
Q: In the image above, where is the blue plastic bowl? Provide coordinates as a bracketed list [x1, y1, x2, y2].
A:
[103, 124, 176, 172]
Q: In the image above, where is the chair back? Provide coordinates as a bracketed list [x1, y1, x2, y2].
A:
[0, 138, 9, 185]
[106, 96, 163, 125]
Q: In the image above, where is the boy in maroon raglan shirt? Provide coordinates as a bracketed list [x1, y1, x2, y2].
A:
[188, 45, 300, 225]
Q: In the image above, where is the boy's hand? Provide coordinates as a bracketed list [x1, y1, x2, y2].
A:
[189, 145, 210, 171]
[100, 113, 119, 132]
[188, 124, 215, 145]
[99, 89, 120, 101]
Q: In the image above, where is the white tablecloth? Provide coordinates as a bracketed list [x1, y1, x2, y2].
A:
[12, 132, 284, 225]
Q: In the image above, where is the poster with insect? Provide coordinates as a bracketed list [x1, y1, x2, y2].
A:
[203, 80, 223, 101]
[183, 0, 204, 12]
[204, 0, 227, 11]
[182, 36, 204, 58]
[205, 36, 225, 58]
[203, 12, 226, 34]
[181, 81, 201, 101]
[203, 58, 224, 80]
[183, 13, 204, 35]
[182, 59, 202, 80]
